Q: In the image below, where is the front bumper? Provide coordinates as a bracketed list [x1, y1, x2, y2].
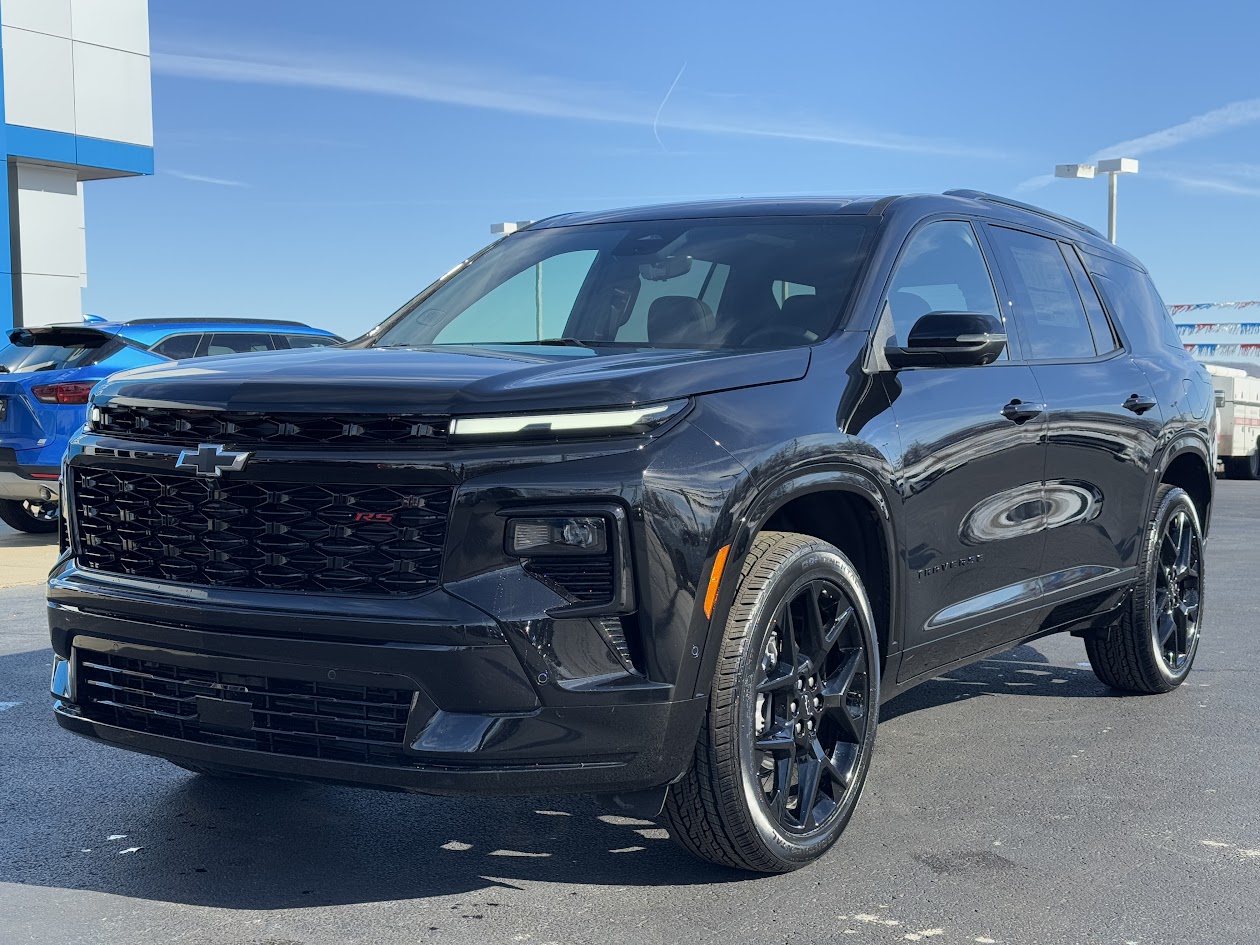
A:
[48, 568, 706, 796]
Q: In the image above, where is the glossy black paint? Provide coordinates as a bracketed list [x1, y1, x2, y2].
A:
[49, 192, 1215, 799]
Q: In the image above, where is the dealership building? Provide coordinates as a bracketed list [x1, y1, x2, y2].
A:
[0, 0, 152, 333]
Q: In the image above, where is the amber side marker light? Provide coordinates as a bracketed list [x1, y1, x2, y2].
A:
[703, 544, 731, 619]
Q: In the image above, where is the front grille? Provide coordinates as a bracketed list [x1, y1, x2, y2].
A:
[73, 467, 451, 596]
[525, 554, 615, 603]
[77, 650, 418, 765]
[93, 405, 449, 448]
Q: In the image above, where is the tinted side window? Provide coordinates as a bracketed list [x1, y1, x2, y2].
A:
[283, 334, 338, 349]
[1061, 244, 1119, 354]
[886, 220, 1004, 353]
[987, 226, 1096, 360]
[1089, 261, 1182, 352]
[151, 334, 203, 360]
[205, 333, 276, 356]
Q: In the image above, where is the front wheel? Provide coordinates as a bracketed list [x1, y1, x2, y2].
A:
[1086, 485, 1204, 693]
[664, 531, 879, 873]
[0, 498, 59, 534]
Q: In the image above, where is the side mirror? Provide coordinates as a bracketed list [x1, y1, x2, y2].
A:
[1214, 389, 1226, 408]
[884, 311, 1007, 369]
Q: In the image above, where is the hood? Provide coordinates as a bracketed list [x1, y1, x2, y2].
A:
[91, 344, 812, 414]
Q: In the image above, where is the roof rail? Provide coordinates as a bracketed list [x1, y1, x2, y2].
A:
[120, 317, 313, 328]
[943, 189, 1103, 239]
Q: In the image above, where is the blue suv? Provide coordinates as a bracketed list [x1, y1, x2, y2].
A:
[0, 317, 341, 532]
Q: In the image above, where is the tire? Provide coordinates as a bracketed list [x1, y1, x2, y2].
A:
[664, 531, 880, 873]
[0, 498, 59, 534]
[1086, 485, 1204, 694]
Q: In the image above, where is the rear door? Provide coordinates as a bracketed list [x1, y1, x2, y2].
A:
[985, 225, 1161, 593]
[885, 220, 1050, 682]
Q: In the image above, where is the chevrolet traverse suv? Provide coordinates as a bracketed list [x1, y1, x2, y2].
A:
[48, 192, 1215, 872]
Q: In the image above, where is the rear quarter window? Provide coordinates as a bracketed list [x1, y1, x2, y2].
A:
[151, 333, 204, 360]
[1083, 255, 1181, 353]
[282, 334, 338, 349]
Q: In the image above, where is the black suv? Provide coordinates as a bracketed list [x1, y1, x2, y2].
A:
[49, 191, 1215, 873]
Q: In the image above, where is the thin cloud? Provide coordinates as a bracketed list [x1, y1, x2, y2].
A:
[152, 45, 1005, 159]
[1091, 97, 1260, 160]
[1016, 98, 1260, 194]
[1146, 169, 1260, 198]
[1014, 172, 1056, 194]
[165, 169, 248, 187]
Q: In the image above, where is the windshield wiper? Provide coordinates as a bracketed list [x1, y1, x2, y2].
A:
[493, 338, 593, 348]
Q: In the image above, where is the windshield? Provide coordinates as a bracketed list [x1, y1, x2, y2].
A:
[372, 217, 873, 350]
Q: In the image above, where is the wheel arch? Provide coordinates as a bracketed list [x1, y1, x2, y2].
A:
[690, 464, 900, 699]
[1155, 435, 1214, 537]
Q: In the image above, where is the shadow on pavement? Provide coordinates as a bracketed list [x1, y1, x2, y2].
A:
[0, 636, 1138, 909]
[882, 642, 1133, 721]
[0, 646, 745, 910]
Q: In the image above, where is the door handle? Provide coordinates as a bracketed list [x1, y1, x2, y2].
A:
[1001, 399, 1045, 424]
[1123, 393, 1157, 415]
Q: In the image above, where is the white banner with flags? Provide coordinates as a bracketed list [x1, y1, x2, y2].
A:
[1169, 303, 1260, 360]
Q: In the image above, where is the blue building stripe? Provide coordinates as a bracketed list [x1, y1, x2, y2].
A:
[5, 125, 155, 176]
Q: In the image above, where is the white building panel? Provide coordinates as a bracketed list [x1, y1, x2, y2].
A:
[78, 182, 88, 288]
[14, 164, 83, 279]
[72, 42, 153, 145]
[1, 0, 71, 39]
[2, 26, 76, 133]
[19, 274, 82, 327]
[69, 0, 149, 55]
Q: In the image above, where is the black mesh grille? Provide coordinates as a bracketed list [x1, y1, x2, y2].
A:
[525, 555, 615, 603]
[77, 650, 418, 765]
[93, 405, 449, 448]
[73, 467, 451, 596]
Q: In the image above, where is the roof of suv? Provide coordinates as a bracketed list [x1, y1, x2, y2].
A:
[531, 191, 1137, 268]
[8, 317, 342, 348]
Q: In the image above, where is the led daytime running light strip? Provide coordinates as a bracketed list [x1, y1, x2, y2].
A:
[450, 402, 676, 437]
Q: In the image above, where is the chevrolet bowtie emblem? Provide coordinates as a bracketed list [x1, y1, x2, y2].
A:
[176, 443, 251, 478]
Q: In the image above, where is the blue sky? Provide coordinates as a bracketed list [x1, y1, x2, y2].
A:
[82, 1, 1260, 338]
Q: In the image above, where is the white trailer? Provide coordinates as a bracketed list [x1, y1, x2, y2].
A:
[1206, 363, 1260, 479]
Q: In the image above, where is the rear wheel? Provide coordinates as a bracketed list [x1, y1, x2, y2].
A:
[1086, 485, 1203, 693]
[0, 498, 59, 533]
[664, 531, 879, 873]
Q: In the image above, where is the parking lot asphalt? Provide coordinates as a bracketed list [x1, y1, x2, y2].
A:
[0, 483, 1257, 945]
[0, 520, 58, 589]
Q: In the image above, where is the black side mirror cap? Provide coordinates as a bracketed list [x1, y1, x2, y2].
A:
[884, 311, 1007, 369]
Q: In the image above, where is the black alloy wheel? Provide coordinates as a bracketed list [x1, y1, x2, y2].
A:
[747, 578, 871, 835]
[1086, 484, 1204, 693]
[0, 497, 60, 534]
[665, 531, 879, 872]
[1151, 506, 1202, 676]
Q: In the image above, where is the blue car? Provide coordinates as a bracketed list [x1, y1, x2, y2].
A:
[0, 316, 342, 532]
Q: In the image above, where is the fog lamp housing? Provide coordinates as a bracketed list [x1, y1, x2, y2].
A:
[506, 516, 608, 557]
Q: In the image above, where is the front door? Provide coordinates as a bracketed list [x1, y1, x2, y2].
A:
[882, 220, 1049, 683]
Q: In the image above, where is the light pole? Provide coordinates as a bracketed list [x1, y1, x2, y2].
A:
[490, 221, 540, 338]
[1054, 158, 1139, 243]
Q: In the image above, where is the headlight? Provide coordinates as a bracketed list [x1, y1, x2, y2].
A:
[448, 400, 687, 440]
